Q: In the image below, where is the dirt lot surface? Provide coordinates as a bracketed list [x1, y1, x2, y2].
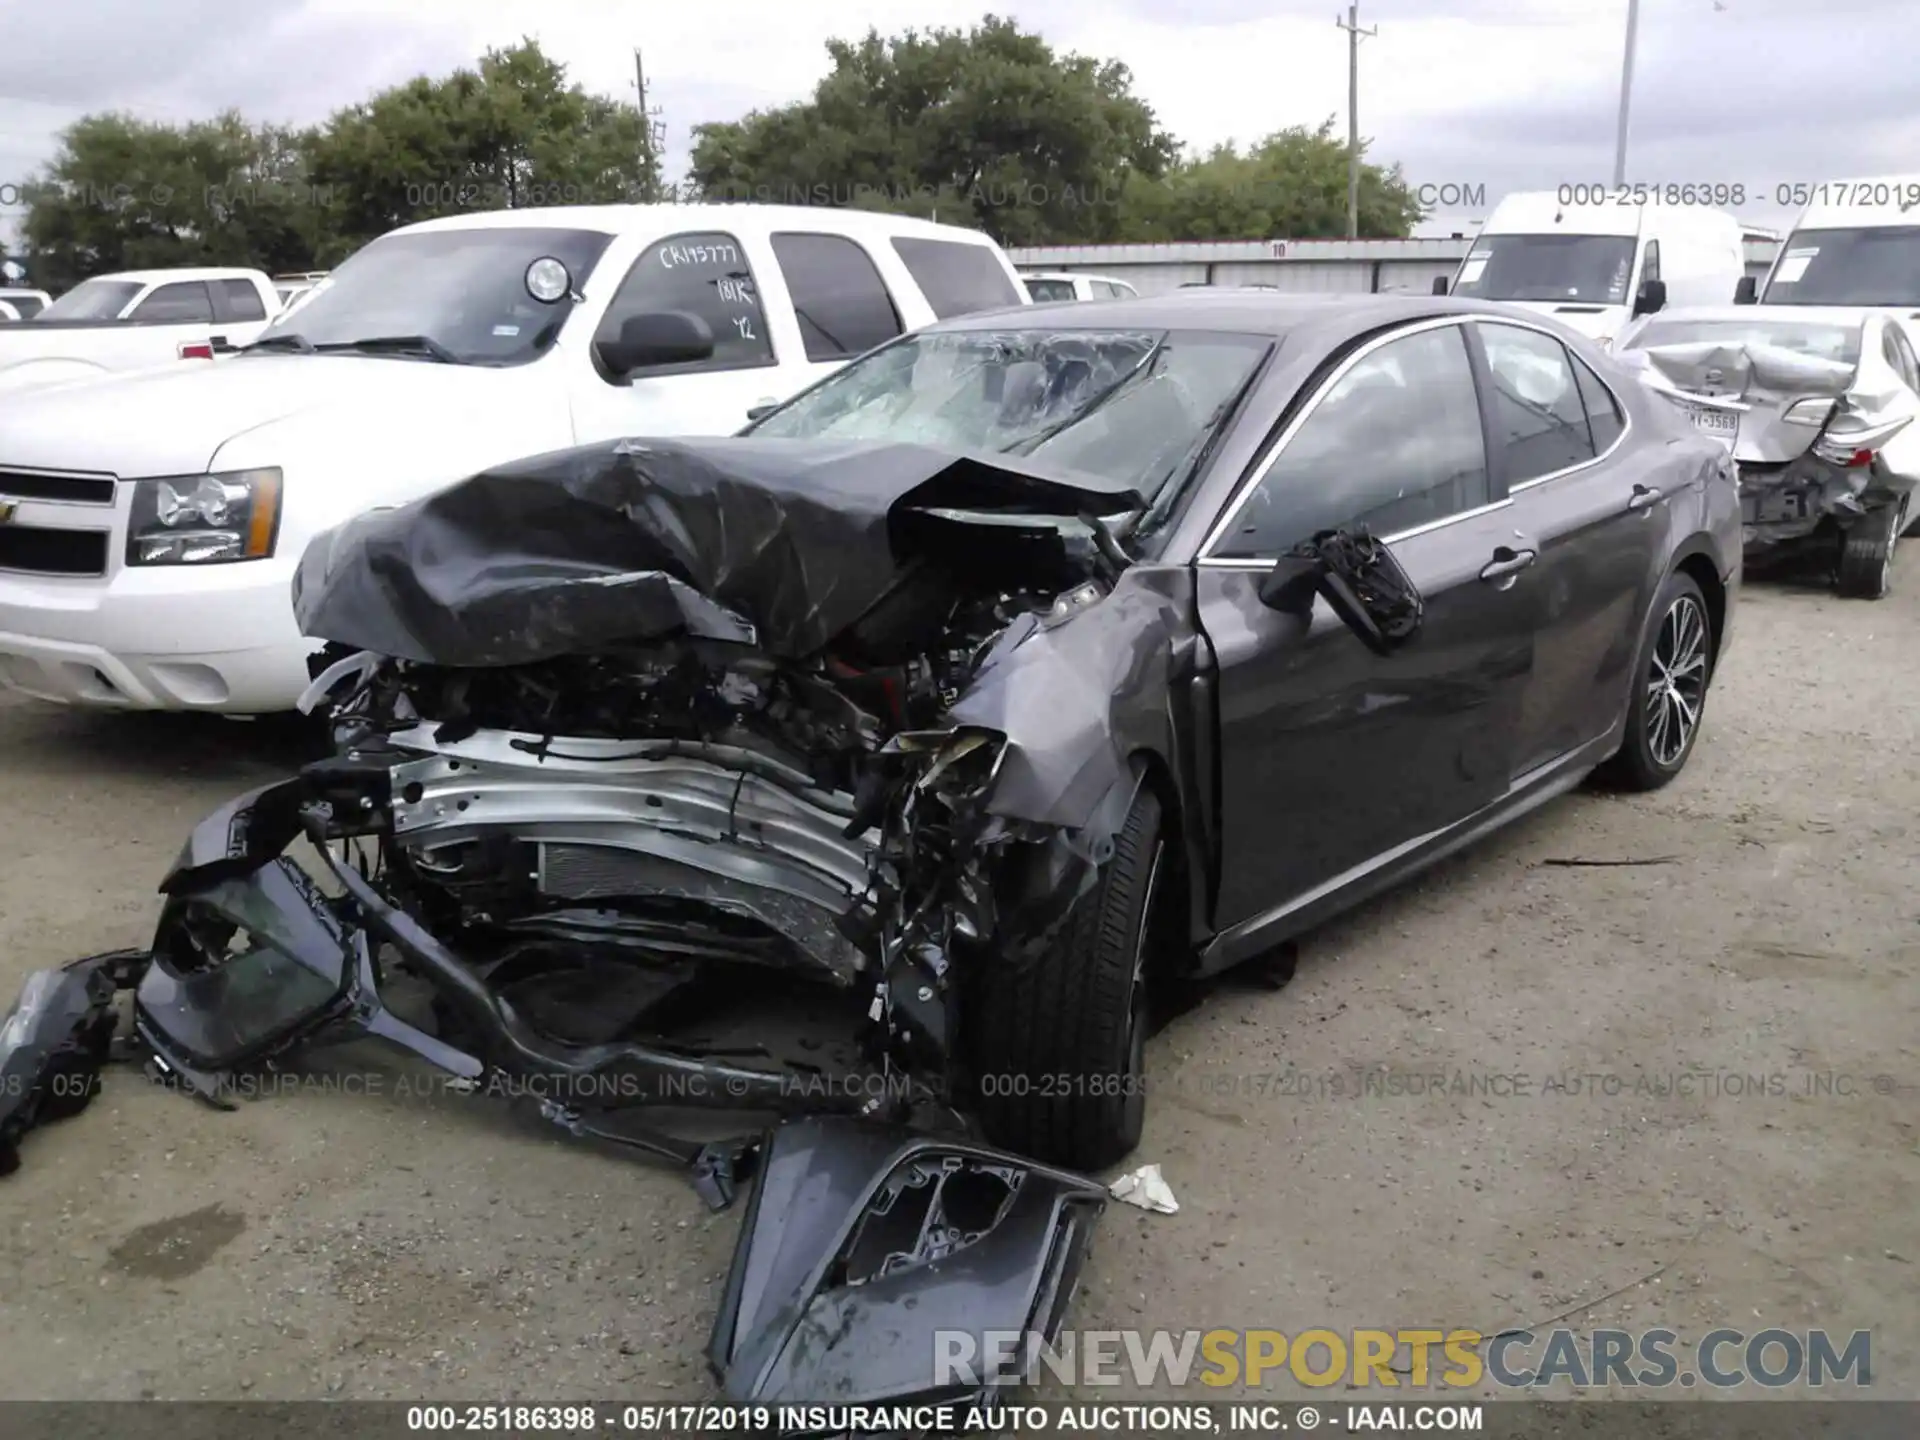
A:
[0, 575, 1914, 1405]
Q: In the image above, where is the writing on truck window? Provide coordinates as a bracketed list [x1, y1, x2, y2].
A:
[597, 230, 775, 372]
[660, 241, 740, 269]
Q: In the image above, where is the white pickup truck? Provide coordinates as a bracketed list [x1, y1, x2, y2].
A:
[0, 202, 1029, 714]
[0, 289, 52, 320]
[0, 266, 280, 394]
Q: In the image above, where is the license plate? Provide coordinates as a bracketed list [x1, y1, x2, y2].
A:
[1681, 402, 1739, 447]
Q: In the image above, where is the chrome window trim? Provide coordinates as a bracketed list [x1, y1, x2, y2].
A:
[1199, 315, 1476, 559]
[1195, 497, 1515, 569]
[1478, 316, 1635, 494]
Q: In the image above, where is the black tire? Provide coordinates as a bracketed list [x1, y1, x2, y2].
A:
[1594, 570, 1714, 793]
[1835, 503, 1900, 599]
[971, 787, 1165, 1171]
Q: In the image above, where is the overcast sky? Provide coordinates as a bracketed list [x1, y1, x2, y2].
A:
[3, 0, 1915, 250]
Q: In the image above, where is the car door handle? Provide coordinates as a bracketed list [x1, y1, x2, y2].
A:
[1627, 483, 1664, 512]
[1479, 546, 1537, 583]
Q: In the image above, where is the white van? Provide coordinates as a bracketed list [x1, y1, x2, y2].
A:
[1753, 174, 1920, 342]
[0, 203, 1029, 715]
[1443, 191, 1749, 350]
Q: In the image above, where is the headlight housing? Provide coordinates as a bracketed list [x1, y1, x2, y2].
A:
[126, 468, 282, 566]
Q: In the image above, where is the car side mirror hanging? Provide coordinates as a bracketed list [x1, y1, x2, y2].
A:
[1733, 275, 1758, 305]
[1255, 553, 1322, 616]
[1257, 528, 1424, 656]
[1432, 276, 1450, 295]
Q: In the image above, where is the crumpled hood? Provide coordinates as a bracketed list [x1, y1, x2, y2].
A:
[292, 435, 1147, 666]
[0, 354, 541, 477]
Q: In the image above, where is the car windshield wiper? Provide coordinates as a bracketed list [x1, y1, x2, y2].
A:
[243, 332, 316, 353]
[317, 335, 461, 364]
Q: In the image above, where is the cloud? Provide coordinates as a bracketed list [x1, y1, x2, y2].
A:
[2, 0, 1916, 248]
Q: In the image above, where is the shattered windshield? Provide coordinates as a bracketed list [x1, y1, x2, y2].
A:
[748, 327, 1271, 498]
[1450, 234, 1638, 304]
[248, 226, 615, 366]
[1761, 227, 1920, 306]
[1624, 317, 1862, 365]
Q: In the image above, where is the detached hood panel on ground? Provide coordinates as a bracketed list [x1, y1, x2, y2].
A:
[292, 436, 1147, 665]
[0, 355, 551, 478]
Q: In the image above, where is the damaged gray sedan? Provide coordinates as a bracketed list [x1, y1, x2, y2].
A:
[1617, 305, 1920, 598]
[1, 294, 1741, 1401]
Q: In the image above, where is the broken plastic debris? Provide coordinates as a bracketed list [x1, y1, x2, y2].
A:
[1109, 1163, 1178, 1213]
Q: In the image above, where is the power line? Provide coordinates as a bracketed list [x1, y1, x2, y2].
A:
[1334, 3, 1377, 241]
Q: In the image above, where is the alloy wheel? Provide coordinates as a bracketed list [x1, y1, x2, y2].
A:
[1644, 594, 1709, 768]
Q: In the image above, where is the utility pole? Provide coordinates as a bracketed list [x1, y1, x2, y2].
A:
[1612, 0, 1641, 187]
[1335, 4, 1377, 240]
[634, 48, 662, 202]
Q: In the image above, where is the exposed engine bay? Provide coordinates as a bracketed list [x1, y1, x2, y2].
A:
[0, 436, 1178, 1185]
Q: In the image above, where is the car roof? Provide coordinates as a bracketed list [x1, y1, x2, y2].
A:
[394, 203, 1006, 247]
[928, 291, 1564, 342]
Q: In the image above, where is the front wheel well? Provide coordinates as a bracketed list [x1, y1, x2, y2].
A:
[1126, 748, 1196, 978]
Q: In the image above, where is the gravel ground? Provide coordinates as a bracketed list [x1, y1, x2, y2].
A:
[0, 573, 1913, 1404]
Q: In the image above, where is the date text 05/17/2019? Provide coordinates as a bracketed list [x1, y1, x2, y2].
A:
[1554, 180, 1920, 209]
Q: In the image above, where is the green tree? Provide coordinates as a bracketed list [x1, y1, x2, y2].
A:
[1120, 120, 1425, 241]
[686, 16, 1178, 246]
[21, 111, 329, 289]
[304, 39, 658, 262]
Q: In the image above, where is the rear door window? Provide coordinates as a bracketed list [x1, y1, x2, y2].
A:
[212, 278, 267, 323]
[131, 282, 214, 323]
[892, 238, 1023, 318]
[1570, 352, 1627, 452]
[769, 233, 903, 361]
[1478, 322, 1599, 484]
[593, 231, 774, 375]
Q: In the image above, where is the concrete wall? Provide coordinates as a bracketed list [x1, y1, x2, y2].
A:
[1011, 238, 1783, 296]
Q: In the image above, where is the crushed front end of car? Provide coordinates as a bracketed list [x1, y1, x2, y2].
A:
[0, 433, 1177, 1401]
[2, 435, 1198, 1391]
[1631, 337, 1917, 593]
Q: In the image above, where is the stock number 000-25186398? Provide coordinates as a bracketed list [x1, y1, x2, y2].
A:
[406, 1406, 777, 1432]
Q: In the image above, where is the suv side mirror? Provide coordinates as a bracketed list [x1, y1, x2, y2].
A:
[1733, 275, 1758, 305]
[595, 311, 715, 377]
[1631, 278, 1668, 318]
[1431, 276, 1450, 295]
